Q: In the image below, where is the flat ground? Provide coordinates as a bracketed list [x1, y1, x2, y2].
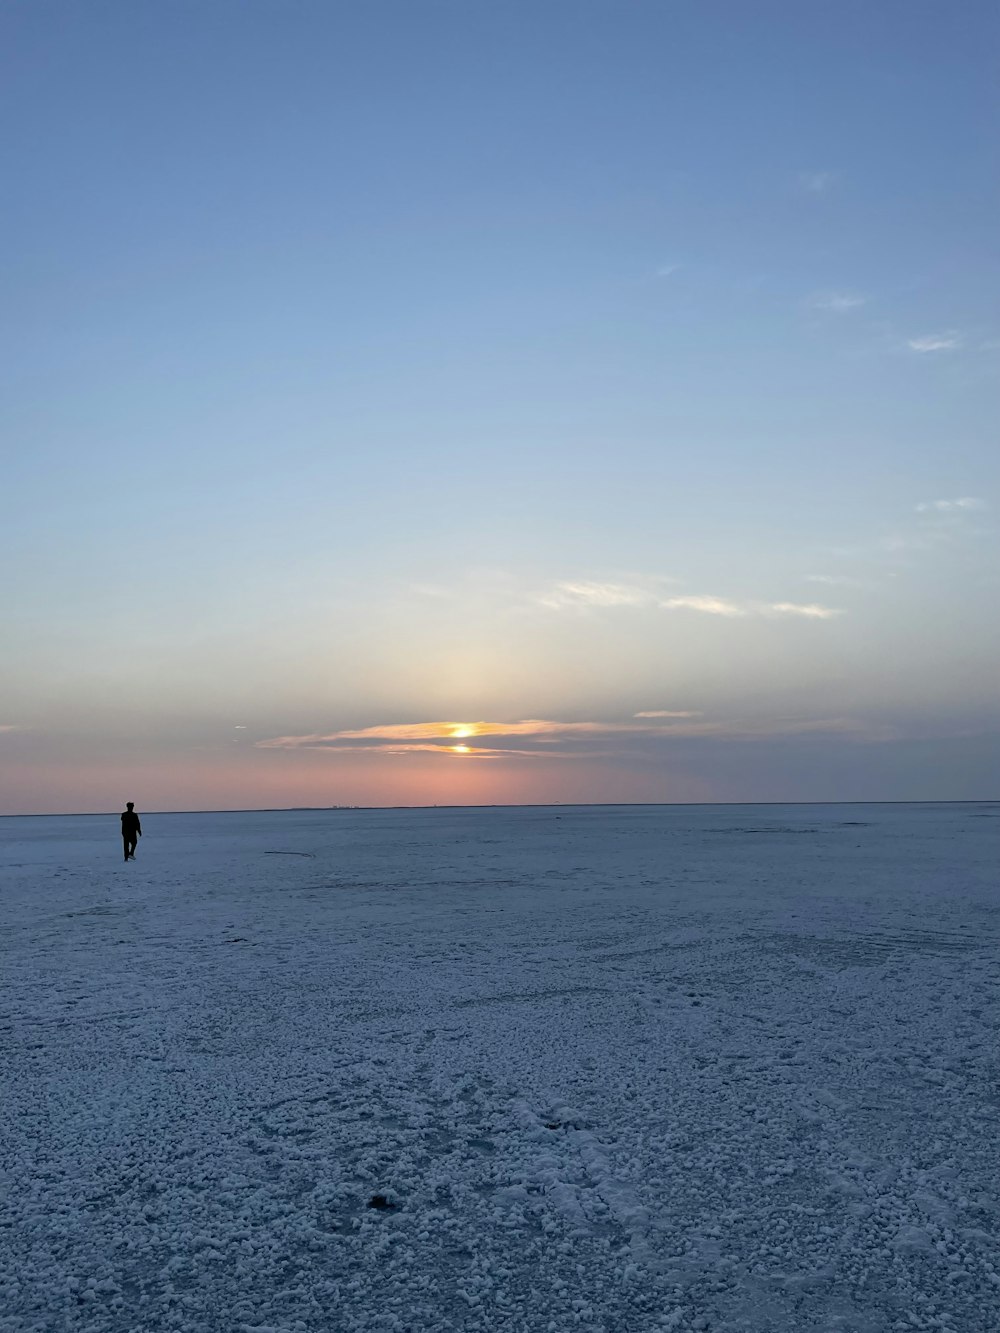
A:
[2, 803, 999, 1332]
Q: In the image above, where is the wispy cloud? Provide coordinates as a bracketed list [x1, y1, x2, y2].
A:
[257, 712, 881, 758]
[660, 594, 746, 617]
[798, 170, 837, 194]
[915, 497, 986, 514]
[536, 578, 674, 610]
[656, 262, 681, 279]
[898, 495, 991, 549]
[421, 573, 844, 622]
[834, 497, 992, 566]
[535, 579, 842, 620]
[765, 602, 842, 619]
[820, 492, 995, 583]
[259, 718, 625, 760]
[660, 595, 841, 620]
[0, 724, 24, 734]
[809, 291, 867, 313]
[907, 332, 962, 353]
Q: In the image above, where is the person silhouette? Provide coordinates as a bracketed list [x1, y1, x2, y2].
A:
[121, 802, 142, 861]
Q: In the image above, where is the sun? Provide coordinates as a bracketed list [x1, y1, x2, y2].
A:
[450, 724, 475, 739]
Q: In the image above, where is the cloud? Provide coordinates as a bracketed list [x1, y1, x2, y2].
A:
[809, 291, 867, 313]
[660, 595, 746, 617]
[907, 333, 962, 353]
[264, 720, 620, 747]
[537, 579, 672, 610]
[656, 263, 681, 279]
[534, 579, 842, 621]
[798, 170, 837, 194]
[0, 724, 24, 734]
[915, 497, 986, 514]
[258, 718, 622, 760]
[764, 602, 842, 619]
[821, 497, 993, 576]
[866, 497, 991, 559]
[257, 712, 881, 758]
[660, 595, 841, 620]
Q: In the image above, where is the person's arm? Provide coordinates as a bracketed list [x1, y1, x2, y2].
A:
[137, 818, 142, 836]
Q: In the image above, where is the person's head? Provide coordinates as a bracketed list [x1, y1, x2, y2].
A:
[126, 802, 134, 810]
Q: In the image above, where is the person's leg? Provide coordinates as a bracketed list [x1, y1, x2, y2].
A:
[130, 838, 137, 858]
[123, 836, 130, 861]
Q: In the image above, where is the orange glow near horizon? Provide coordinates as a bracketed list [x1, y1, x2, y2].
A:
[0, 736, 720, 816]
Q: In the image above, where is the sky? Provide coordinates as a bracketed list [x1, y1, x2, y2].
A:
[1, 0, 998, 813]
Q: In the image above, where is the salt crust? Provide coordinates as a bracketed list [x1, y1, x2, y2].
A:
[1, 802, 998, 1331]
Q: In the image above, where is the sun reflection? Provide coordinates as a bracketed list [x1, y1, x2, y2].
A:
[451, 744, 471, 754]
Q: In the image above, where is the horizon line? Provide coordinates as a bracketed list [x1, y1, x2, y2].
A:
[2, 798, 997, 819]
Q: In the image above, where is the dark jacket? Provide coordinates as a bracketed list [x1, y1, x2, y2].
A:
[121, 810, 142, 838]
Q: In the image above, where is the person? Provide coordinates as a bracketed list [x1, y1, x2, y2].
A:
[121, 802, 142, 861]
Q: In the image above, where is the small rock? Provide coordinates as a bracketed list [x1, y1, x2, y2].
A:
[367, 1194, 398, 1210]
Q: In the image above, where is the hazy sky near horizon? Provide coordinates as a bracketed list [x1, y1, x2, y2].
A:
[2, 1, 998, 813]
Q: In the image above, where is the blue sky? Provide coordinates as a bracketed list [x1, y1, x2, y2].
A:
[1, 1, 997, 811]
